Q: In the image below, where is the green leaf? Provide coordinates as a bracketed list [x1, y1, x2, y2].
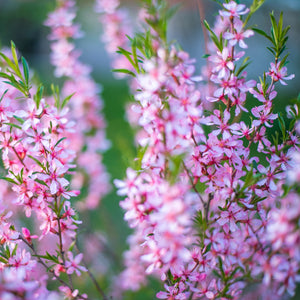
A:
[168, 154, 185, 184]
[11, 41, 19, 68]
[51, 84, 60, 109]
[3, 122, 22, 130]
[68, 241, 76, 252]
[277, 112, 286, 140]
[236, 56, 251, 76]
[251, 195, 266, 204]
[279, 53, 289, 68]
[34, 84, 44, 109]
[166, 3, 180, 21]
[117, 47, 138, 72]
[252, 28, 272, 42]
[218, 256, 226, 279]
[244, 0, 267, 26]
[0, 176, 18, 185]
[289, 118, 296, 131]
[134, 144, 149, 171]
[13, 115, 25, 124]
[0, 256, 8, 263]
[34, 252, 59, 264]
[212, 269, 222, 279]
[204, 20, 223, 51]
[21, 57, 29, 87]
[0, 53, 20, 78]
[282, 184, 293, 197]
[34, 178, 49, 187]
[61, 92, 75, 109]
[54, 137, 67, 148]
[0, 89, 8, 103]
[112, 69, 136, 77]
[27, 155, 47, 172]
[11, 244, 18, 257]
[0, 72, 14, 81]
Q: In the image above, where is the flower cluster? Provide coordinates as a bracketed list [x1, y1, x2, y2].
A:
[0, 43, 87, 299]
[95, 0, 133, 76]
[112, 1, 299, 299]
[45, 0, 110, 210]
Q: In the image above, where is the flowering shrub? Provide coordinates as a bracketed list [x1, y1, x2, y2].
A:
[0, 0, 299, 299]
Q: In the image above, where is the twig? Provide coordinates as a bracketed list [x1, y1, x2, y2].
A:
[19, 236, 70, 289]
[55, 195, 74, 289]
[204, 193, 213, 222]
[75, 242, 108, 300]
[19, 235, 88, 299]
[12, 146, 29, 172]
[183, 162, 205, 206]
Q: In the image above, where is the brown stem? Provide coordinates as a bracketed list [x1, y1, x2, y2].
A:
[12, 147, 29, 172]
[19, 236, 73, 292]
[55, 195, 74, 289]
[75, 243, 108, 300]
[183, 162, 205, 206]
[204, 193, 213, 222]
[20, 235, 88, 299]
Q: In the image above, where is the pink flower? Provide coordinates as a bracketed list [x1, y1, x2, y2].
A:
[59, 286, 87, 299]
[267, 62, 295, 85]
[38, 160, 70, 195]
[251, 105, 277, 128]
[220, 1, 249, 17]
[22, 227, 38, 244]
[114, 168, 140, 196]
[224, 19, 254, 48]
[95, 0, 120, 14]
[157, 282, 188, 300]
[65, 252, 87, 276]
[209, 47, 234, 78]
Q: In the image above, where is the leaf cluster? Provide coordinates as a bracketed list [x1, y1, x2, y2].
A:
[203, 20, 224, 52]
[113, 0, 179, 78]
[0, 41, 31, 97]
[244, 0, 267, 26]
[51, 84, 74, 110]
[253, 12, 290, 65]
[142, 0, 179, 44]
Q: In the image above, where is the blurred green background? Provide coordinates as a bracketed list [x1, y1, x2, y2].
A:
[0, 0, 299, 299]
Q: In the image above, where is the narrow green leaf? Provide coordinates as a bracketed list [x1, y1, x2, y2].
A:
[51, 84, 60, 109]
[112, 69, 136, 77]
[0, 72, 14, 80]
[0, 89, 8, 103]
[11, 41, 19, 68]
[34, 178, 49, 187]
[21, 57, 29, 86]
[54, 137, 67, 148]
[277, 113, 286, 140]
[34, 84, 44, 109]
[27, 155, 47, 172]
[61, 92, 75, 109]
[252, 28, 272, 42]
[0, 256, 8, 263]
[3, 122, 22, 130]
[68, 241, 76, 252]
[0, 176, 18, 185]
[13, 115, 25, 124]
[0, 53, 20, 77]
[11, 244, 18, 257]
